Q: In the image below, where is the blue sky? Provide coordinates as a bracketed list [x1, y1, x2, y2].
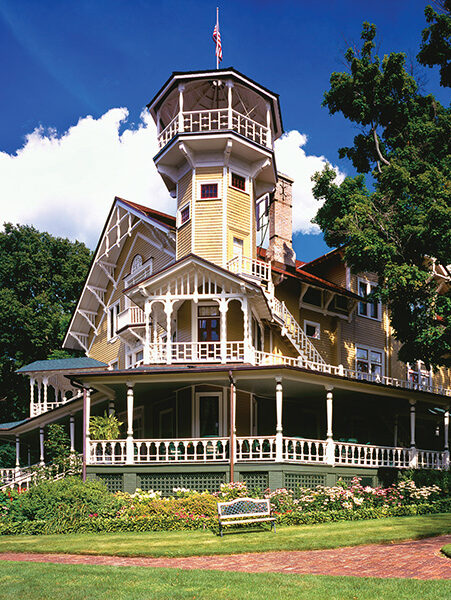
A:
[0, 0, 447, 260]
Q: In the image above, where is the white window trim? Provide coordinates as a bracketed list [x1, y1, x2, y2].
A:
[197, 179, 222, 201]
[407, 361, 432, 388]
[355, 343, 385, 378]
[108, 359, 119, 371]
[357, 278, 382, 321]
[124, 257, 153, 288]
[192, 391, 225, 437]
[126, 344, 144, 369]
[177, 203, 191, 227]
[229, 169, 249, 194]
[304, 319, 321, 340]
[107, 301, 120, 341]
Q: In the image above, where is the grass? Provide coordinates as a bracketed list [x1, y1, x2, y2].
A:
[0, 513, 449, 558]
[442, 544, 451, 558]
[0, 562, 450, 600]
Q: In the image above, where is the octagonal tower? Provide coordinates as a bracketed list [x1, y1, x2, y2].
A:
[147, 68, 283, 267]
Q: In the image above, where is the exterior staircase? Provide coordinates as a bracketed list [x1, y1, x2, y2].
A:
[0, 458, 82, 492]
[269, 297, 326, 366]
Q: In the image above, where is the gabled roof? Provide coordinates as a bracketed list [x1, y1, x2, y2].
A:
[63, 196, 176, 352]
[17, 357, 106, 374]
[0, 420, 28, 431]
[301, 246, 345, 273]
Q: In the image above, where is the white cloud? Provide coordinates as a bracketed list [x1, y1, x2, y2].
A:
[0, 113, 343, 248]
[275, 130, 344, 234]
[0, 109, 172, 248]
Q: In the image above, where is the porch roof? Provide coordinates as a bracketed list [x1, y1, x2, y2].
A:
[67, 363, 450, 406]
[17, 357, 107, 374]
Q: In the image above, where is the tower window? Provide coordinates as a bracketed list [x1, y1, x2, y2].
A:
[231, 173, 246, 191]
[180, 205, 190, 225]
[200, 183, 218, 199]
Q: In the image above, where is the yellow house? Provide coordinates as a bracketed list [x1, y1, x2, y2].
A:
[2, 68, 450, 494]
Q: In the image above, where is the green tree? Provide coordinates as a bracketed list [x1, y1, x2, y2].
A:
[418, 1, 451, 87]
[312, 22, 450, 368]
[0, 224, 92, 420]
[43, 424, 71, 467]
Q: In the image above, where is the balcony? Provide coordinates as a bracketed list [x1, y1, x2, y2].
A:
[88, 436, 447, 470]
[227, 255, 271, 284]
[157, 109, 271, 150]
[117, 307, 145, 331]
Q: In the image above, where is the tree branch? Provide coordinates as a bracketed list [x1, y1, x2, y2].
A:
[372, 127, 391, 166]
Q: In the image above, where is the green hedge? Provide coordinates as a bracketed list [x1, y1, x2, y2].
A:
[1, 498, 450, 536]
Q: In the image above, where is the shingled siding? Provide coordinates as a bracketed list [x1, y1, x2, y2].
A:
[193, 168, 223, 265]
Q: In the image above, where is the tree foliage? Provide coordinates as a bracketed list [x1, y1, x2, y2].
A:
[0, 224, 92, 420]
[418, 0, 451, 87]
[312, 19, 451, 368]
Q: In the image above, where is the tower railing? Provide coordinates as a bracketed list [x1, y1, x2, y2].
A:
[157, 109, 271, 149]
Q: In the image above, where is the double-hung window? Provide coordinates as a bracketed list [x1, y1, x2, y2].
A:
[107, 302, 120, 340]
[200, 183, 219, 199]
[358, 279, 381, 320]
[356, 345, 383, 380]
[407, 361, 431, 389]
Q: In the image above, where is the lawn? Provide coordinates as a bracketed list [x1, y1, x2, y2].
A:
[0, 513, 449, 558]
[0, 562, 449, 600]
[442, 544, 451, 558]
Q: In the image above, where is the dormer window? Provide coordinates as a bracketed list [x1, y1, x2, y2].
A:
[131, 255, 143, 275]
[200, 183, 218, 199]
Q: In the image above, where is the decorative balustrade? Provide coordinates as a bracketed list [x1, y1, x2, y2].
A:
[157, 109, 271, 149]
[88, 437, 447, 469]
[89, 440, 127, 464]
[134, 438, 229, 463]
[227, 255, 271, 283]
[283, 437, 327, 463]
[235, 436, 277, 461]
[149, 341, 245, 364]
[417, 449, 446, 469]
[0, 469, 17, 485]
[117, 306, 145, 330]
[334, 442, 411, 469]
[31, 401, 69, 417]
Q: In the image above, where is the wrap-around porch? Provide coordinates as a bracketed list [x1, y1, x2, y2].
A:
[86, 369, 450, 472]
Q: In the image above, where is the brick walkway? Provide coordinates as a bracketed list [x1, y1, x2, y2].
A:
[0, 535, 450, 579]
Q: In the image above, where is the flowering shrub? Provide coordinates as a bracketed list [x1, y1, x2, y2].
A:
[0, 475, 448, 535]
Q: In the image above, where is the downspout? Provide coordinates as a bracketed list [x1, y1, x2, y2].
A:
[229, 371, 236, 483]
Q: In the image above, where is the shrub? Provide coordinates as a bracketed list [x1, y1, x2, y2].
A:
[400, 469, 451, 494]
[7, 476, 121, 522]
[44, 424, 71, 467]
[0, 443, 16, 468]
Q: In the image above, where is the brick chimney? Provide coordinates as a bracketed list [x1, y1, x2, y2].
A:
[267, 173, 296, 267]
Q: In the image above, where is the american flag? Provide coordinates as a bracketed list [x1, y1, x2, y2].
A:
[212, 22, 222, 64]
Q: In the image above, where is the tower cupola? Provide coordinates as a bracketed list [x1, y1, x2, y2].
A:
[148, 68, 283, 267]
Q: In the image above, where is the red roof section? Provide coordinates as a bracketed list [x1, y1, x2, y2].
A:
[116, 197, 176, 230]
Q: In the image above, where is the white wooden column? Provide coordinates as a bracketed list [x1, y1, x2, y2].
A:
[39, 427, 45, 465]
[29, 378, 35, 417]
[144, 303, 151, 364]
[409, 399, 418, 468]
[108, 400, 115, 416]
[393, 415, 398, 447]
[126, 383, 135, 465]
[85, 388, 91, 466]
[226, 80, 233, 129]
[178, 84, 185, 132]
[325, 386, 335, 465]
[43, 377, 48, 412]
[219, 298, 228, 364]
[275, 377, 283, 461]
[266, 102, 272, 148]
[15, 435, 20, 471]
[241, 297, 253, 363]
[444, 406, 450, 469]
[165, 300, 174, 365]
[70, 415, 75, 453]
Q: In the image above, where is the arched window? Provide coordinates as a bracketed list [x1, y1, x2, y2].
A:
[131, 254, 143, 274]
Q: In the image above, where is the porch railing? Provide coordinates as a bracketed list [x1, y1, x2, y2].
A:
[283, 437, 327, 463]
[334, 442, 411, 469]
[88, 437, 448, 470]
[157, 109, 270, 149]
[236, 436, 277, 461]
[227, 255, 271, 284]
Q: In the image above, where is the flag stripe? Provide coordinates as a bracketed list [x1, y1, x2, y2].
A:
[213, 23, 222, 61]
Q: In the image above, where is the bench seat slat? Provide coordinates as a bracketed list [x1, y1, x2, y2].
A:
[221, 517, 275, 526]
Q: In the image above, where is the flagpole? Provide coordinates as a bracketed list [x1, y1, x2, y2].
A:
[216, 7, 219, 70]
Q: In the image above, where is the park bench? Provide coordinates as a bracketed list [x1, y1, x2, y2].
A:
[217, 497, 276, 536]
